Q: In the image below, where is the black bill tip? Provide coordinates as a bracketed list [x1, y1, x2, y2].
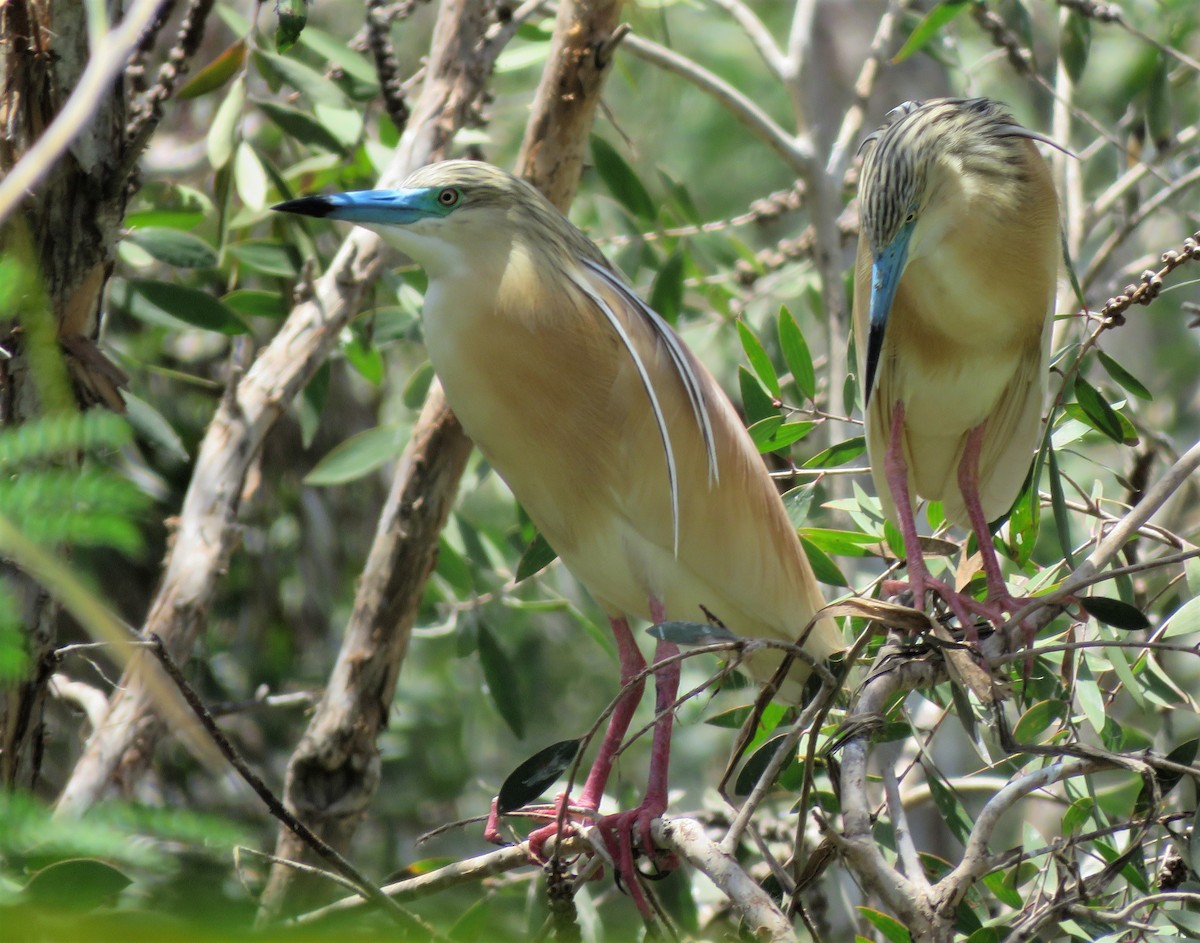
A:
[271, 195, 335, 218]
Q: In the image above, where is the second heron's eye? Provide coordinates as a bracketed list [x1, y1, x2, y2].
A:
[438, 188, 460, 207]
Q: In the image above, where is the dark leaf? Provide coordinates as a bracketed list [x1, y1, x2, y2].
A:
[1136, 740, 1199, 815]
[803, 436, 866, 469]
[859, 906, 913, 943]
[178, 39, 247, 100]
[515, 532, 557, 582]
[1072, 374, 1125, 443]
[497, 739, 581, 814]
[778, 306, 815, 401]
[1079, 595, 1151, 631]
[478, 624, 525, 739]
[738, 366, 777, 425]
[737, 319, 780, 397]
[590, 136, 656, 222]
[125, 228, 218, 268]
[1098, 349, 1152, 401]
[799, 536, 849, 587]
[734, 735, 789, 796]
[648, 249, 685, 325]
[648, 620, 737, 645]
[274, 0, 307, 52]
[258, 100, 346, 154]
[1060, 11, 1091, 83]
[117, 279, 248, 335]
[24, 859, 133, 912]
[1047, 445, 1074, 567]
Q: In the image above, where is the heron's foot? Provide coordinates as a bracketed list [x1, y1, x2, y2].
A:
[593, 801, 678, 920]
[523, 793, 598, 861]
[883, 572, 996, 641]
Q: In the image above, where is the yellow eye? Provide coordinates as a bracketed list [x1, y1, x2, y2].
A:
[438, 188, 460, 207]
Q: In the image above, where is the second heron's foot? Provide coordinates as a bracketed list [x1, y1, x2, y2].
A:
[521, 792, 597, 860]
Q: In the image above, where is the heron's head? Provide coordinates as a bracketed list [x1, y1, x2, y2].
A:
[856, 97, 1055, 399]
[273, 160, 603, 278]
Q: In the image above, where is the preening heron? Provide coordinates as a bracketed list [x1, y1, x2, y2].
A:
[854, 97, 1060, 628]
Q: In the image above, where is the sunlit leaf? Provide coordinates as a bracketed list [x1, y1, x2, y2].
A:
[591, 136, 656, 222]
[737, 319, 780, 398]
[206, 75, 245, 170]
[125, 228, 218, 269]
[304, 425, 403, 485]
[178, 39, 246, 100]
[515, 532, 556, 582]
[778, 306, 815, 401]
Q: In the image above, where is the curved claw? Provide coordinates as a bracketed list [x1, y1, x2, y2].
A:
[591, 804, 679, 921]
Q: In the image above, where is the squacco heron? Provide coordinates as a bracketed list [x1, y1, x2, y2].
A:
[274, 161, 841, 913]
[854, 98, 1060, 629]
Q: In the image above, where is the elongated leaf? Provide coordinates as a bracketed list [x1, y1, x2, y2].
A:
[234, 141, 268, 210]
[125, 228, 217, 268]
[1060, 11, 1091, 83]
[892, 0, 971, 63]
[222, 289, 286, 319]
[1079, 595, 1150, 631]
[1012, 699, 1067, 742]
[738, 366, 776, 425]
[206, 75, 245, 169]
[515, 532, 557, 582]
[803, 436, 866, 469]
[859, 907, 913, 943]
[227, 241, 302, 277]
[258, 100, 346, 153]
[1097, 349, 1152, 401]
[778, 306, 815, 400]
[304, 425, 402, 485]
[253, 49, 349, 108]
[1073, 374, 1124, 443]
[590, 136, 656, 222]
[1047, 445, 1074, 567]
[799, 536, 848, 587]
[478, 624, 525, 739]
[178, 39, 246, 99]
[737, 320, 780, 397]
[118, 279, 248, 335]
[800, 528, 878, 557]
[497, 739, 581, 813]
[648, 620, 737, 645]
[751, 419, 815, 453]
[648, 249, 684, 325]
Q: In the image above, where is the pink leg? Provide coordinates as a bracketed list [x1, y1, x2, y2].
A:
[594, 598, 680, 919]
[882, 403, 992, 633]
[958, 423, 1035, 648]
[523, 616, 646, 857]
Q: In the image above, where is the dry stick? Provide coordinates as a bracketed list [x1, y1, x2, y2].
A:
[144, 635, 426, 932]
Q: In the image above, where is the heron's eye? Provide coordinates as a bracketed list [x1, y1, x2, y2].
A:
[904, 211, 917, 224]
[437, 188, 460, 207]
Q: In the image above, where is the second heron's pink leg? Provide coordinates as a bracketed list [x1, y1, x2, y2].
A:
[883, 403, 989, 632]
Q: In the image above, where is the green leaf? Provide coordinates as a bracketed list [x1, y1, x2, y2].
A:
[778, 306, 815, 400]
[734, 735, 789, 796]
[1079, 596, 1150, 631]
[782, 484, 817, 528]
[402, 361, 436, 410]
[799, 536, 848, 587]
[858, 907, 913, 943]
[925, 771, 974, 846]
[648, 249, 684, 325]
[206, 74, 245, 169]
[1135, 739, 1199, 813]
[1163, 595, 1200, 639]
[750, 419, 815, 453]
[234, 141, 268, 210]
[222, 289, 287, 319]
[981, 869, 1023, 910]
[737, 319, 780, 397]
[227, 241, 302, 277]
[304, 425, 403, 485]
[124, 228, 218, 268]
[648, 620, 737, 645]
[1146, 51, 1172, 150]
[252, 48, 349, 108]
[497, 739, 581, 813]
[590, 136, 656, 222]
[803, 436, 866, 469]
[1060, 11, 1091, 83]
[478, 623, 525, 739]
[116, 279, 249, 334]
[178, 39, 246, 99]
[274, 0, 307, 52]
[738, 366, 777, 425]
[892, 0, 971, 63]
[1012, 699, 1066, 742]
[23, 858, 133, 912]
[257, 100, 346, 154]
[297, 26, 379, 89]
[1047, 445, 1074, 567]
[1097, 349, 1152, 401]
[800, 528, 878, 557]
[123, 393, 189, 464]
[515, 532, 557, 582]
[1072, 374, 1124, 443]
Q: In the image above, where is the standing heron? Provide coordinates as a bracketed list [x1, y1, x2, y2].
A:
[274, 161, 841, 914]
[854, 98, 1060, 628]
